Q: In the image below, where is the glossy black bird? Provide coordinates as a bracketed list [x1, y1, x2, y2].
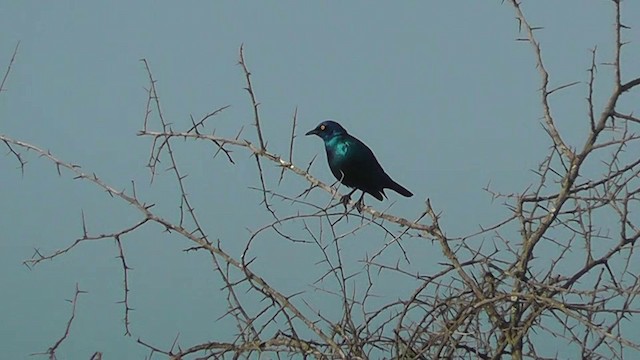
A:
[306, 120, 413, 210]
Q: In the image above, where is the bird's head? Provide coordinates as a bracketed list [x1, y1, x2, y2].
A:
[305, 120, 348, 141]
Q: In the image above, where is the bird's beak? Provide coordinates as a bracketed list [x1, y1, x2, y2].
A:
[305, 128, 318, 136]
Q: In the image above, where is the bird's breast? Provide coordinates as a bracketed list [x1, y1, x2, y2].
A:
[325, 140, 349, 164]
[334, 142, 349, 157]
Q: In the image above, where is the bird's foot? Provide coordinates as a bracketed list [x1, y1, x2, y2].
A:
[340, 194, 351, 212]
[355, 198, 365, 213]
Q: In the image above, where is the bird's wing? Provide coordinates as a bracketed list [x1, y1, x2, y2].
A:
[337, 136, 389, 200]
[348, 136, 388, 177]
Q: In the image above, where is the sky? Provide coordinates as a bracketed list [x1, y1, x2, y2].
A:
[1, 1, 639, 359]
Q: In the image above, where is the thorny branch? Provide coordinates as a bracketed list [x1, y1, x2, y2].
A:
[30, 284, 86, 360]
[2, 1, 640, 359]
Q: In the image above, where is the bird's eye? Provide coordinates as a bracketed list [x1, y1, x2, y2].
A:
[320, 124, 326, 131]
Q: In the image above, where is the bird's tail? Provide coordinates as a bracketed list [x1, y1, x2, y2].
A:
[388, 180, 413, 198]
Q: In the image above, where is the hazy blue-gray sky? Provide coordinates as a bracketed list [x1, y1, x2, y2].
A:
[1, 1, 639, 358]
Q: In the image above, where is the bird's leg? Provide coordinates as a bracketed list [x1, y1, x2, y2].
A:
[341, 188, 357, 212]
[355, 192, 366, 213]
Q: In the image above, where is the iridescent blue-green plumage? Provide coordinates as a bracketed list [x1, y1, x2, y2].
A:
[306, 120, 413, 206]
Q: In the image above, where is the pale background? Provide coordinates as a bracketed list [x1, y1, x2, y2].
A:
[1, 1, 639, 358]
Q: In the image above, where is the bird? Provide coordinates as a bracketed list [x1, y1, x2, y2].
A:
[306, 120, 413, 211]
